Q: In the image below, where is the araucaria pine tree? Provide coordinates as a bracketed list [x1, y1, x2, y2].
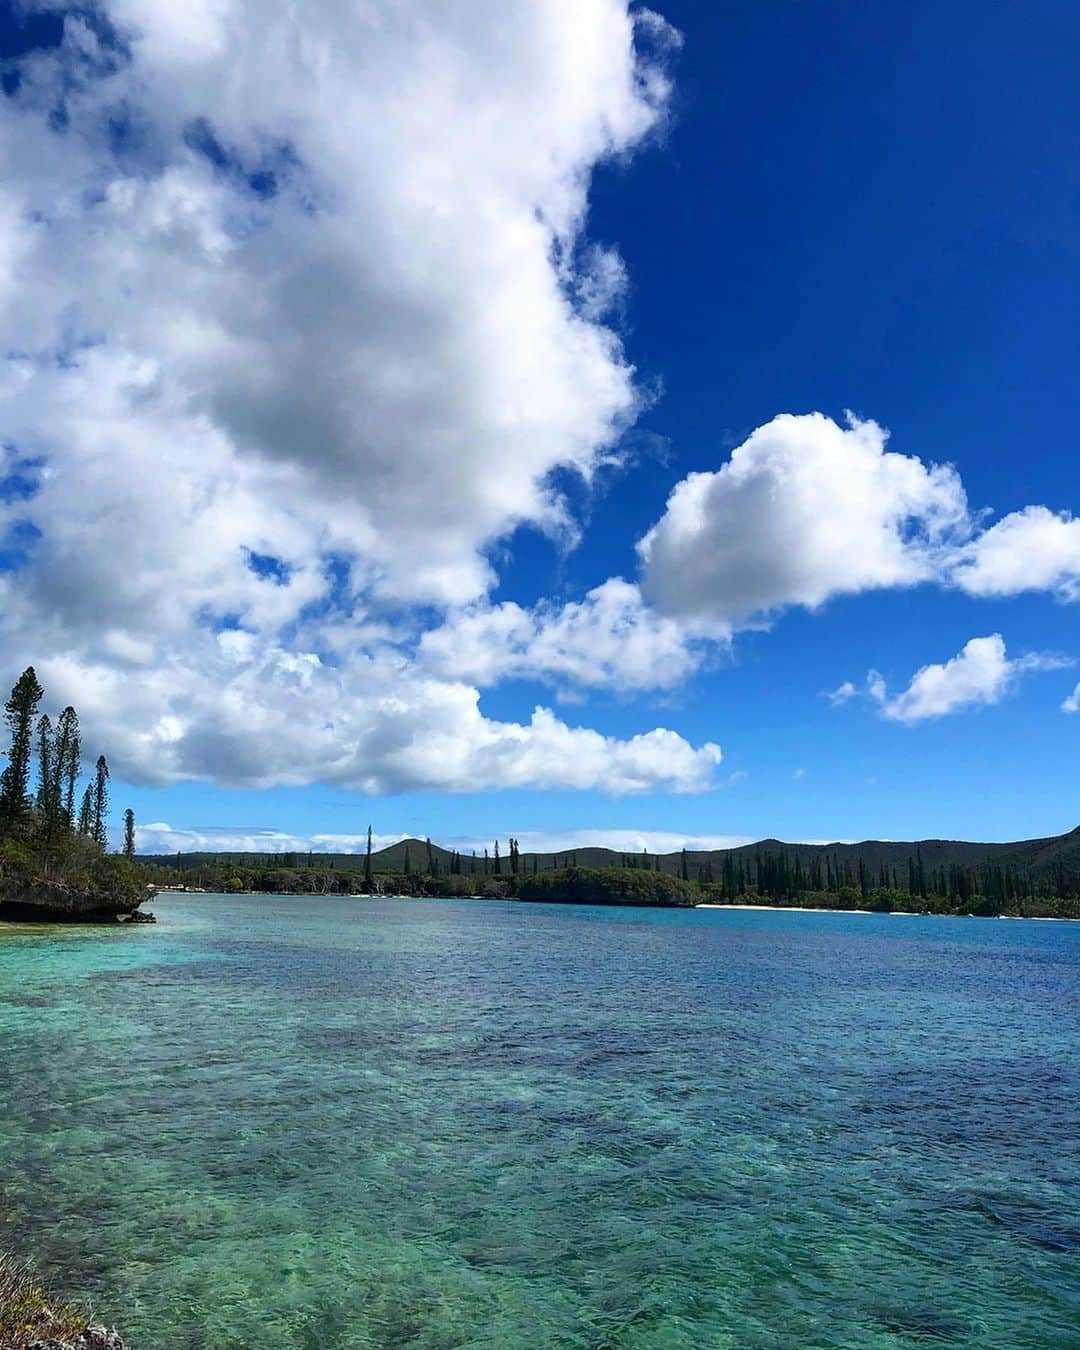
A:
[123, 808, 136, 860]
[58, 707, 80, 825]
[78, 783, 94, 836]
[91, 755, 110, 847]
[51, 706, 79, 828]
[36, 713, 54, 819]
[364, 825, 373, 883]
[0, 665, 44, 825]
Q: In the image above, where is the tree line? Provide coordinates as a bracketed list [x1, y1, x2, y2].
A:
[143, 834, 1080, 918]
[694, 844, 1076, 907]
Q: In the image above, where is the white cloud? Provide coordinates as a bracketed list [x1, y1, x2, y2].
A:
[465, 828, 755, 855]
[132, 824, 409, 856]
[866, 671, 887, 704]
[853, 635, 1072, 725]
[31, 644, 720, 794]
[1063, 683, 1080, 714]
[2, 1, 676, 607]
[0, 1, 728, 795]
[637, 413, 970, 627]
[418, 578, 723, 692]
[826, 681, 858, 706]
[950, 506, 1080, 601]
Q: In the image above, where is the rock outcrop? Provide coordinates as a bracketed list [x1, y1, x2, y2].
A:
[0, 878, 155, 923]
[30, 1326, 125, 1350]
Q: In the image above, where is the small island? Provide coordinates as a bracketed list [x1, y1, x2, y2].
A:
[0, 668, 152, 923]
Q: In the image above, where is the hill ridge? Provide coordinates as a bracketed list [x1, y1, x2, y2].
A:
[143, 824, 1080, 883]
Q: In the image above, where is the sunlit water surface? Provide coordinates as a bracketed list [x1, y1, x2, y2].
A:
[1, 896, 1078, 1348]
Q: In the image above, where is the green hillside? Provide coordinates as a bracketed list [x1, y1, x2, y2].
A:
[143, 824, 1080, 885]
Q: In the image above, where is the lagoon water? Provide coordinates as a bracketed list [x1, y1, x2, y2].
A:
[1, 895, 1078, 1348]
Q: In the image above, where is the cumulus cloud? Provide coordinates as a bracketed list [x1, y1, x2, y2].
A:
[638, 413, 970, 626]
[1, 0, 677, 607]
[951, 506, 1080, 601]
[31, 642, 720, 794]
[634, 410, 1080, 636]
[840, 635, 1072, 725]
[418, 578, 724, 692]
[0, 0, 727, 794]
[1062, 684, 1080, 714]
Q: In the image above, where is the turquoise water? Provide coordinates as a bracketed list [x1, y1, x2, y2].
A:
[1, 897, 1078, 1348]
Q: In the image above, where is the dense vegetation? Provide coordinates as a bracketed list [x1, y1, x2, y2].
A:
[693, 843, 1080, 918]
[517, 866, 695, 907]
[143, 836, 1080, 917]
[0, 667, 146, 918]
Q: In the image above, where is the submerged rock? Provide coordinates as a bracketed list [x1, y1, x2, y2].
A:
[873, 1307, 969, 1341]
[30, 1326, 125, 1350]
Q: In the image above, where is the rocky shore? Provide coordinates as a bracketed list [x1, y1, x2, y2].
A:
[0, 1255, 125, 1350]
[0, 879, 155, 924]
[29, 1326, 125, 1350]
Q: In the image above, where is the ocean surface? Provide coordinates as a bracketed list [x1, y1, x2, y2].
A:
[0, 896, 1078, 1348]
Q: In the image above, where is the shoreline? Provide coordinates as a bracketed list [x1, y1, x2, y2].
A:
[4, 891, 1073, 923]
[696, 903, 1074, 921]
[140, 893, 1078, 921]
[698, 903, 910, 915]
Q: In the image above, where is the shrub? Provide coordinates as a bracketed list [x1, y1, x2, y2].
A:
[0, 1253, 88, 1349]
[516, 866, 695, 907]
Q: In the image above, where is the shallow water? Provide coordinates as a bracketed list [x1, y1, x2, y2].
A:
[1, 896, 1078, 1348]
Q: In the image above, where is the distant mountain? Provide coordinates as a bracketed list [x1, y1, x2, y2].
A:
[143, 825, 1080, 883]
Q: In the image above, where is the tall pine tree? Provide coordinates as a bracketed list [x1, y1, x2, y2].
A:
[91, 755, 109, 847]
[36, 713, 54, 819]
[78, 783, 94, 836]
[52, 706, 79, 828]
[0, 666, 44, 825]
[63, 717, 81, 825]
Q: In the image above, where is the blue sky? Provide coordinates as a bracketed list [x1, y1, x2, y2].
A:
[1, 0, 1077, 853]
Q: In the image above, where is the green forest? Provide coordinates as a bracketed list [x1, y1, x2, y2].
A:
[0, 667, 145, 918]
[143, 835, 1080, 917]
